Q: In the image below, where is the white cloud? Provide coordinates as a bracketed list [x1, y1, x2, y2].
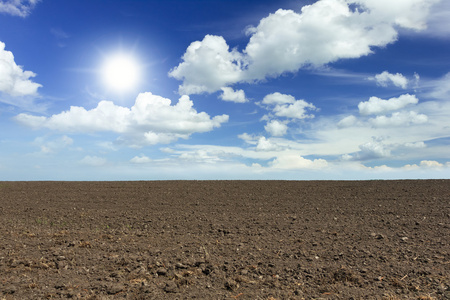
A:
[165, 143, 328, 171]
[343, 139, 390, 161]
[262, 92, 316, 120]
[358, 94, 419, 115]
[33, 135, 73, 154]
[15, 92, 229, 147]
[369, 111, 428, 127]
[373, 71, 408, 89]
[272, 100, 316, 119]
[265, 120, 288, 136]
[403, 141, 426, 149]
[219, 87, 248, 103]
[355, 0, 439, 30]
[168, 35, 244, 94]
[80, 155, 107, 167]
[0, 41, 42, 97]
[50, 28, 69, 39]
[130, 155, 152, 164]
[269, 152, 328, 170]
[262, 92, 296, 105]
[178, 149, 224, 164]
[244, 0, 398, 79]
[427, 72, 450, 100]
[420, 160, 444, 168]
[50, 28, 70, 48]
[403, 160, 445, 170]
[256, 136, 282, 152]
[420, 0, 450, 38]
[337, 115, 358, 128]
[357, 140, 391, 159]
[0, 0, 39, 17]
[238, 132, 256, 143]
[170, 0, 439, 94]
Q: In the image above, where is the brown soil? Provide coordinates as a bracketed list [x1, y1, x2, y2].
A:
[0, 180, 449, 299]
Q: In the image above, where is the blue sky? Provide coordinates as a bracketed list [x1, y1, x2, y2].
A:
[1, 0, 450, 180]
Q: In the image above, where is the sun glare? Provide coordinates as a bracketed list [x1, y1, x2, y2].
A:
[101, 53, 140, 92]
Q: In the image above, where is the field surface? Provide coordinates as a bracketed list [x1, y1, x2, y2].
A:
[0, 180, 449, 299]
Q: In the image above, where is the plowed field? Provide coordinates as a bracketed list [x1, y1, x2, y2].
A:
[0, 180, 449, 299]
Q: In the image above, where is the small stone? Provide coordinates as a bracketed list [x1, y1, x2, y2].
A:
[224, 279, 238, 291]
[373, 233, 385, 240]
[175, 262, 187, 269]
[201, 263, 214, 275]
[156, 267, 168, 276]
[3, 285, 16, 294]
[163, 281, 178, 293]
[105, 283, 124, 295]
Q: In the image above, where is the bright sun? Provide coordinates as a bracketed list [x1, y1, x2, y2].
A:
[101, 53, 140, 92]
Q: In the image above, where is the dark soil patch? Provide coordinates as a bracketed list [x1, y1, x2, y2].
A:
[0, 180, 449, 299]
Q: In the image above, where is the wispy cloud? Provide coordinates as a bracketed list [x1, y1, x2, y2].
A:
[0, 0, 40, 17]
[79, 155, 107, 167]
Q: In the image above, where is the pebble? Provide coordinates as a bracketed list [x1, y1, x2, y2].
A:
[156, 267, 168, 276]
[163, 281, 178, 293]
[224, 279, 238, 291]
[105, 283, 124, 295]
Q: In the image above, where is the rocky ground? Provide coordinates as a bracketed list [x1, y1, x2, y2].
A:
[0, 180, 449, 299]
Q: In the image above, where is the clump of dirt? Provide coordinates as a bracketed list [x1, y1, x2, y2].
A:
[0, 180, 449, 299]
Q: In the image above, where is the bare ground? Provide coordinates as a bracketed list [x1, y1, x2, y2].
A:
[0, 180, 449, 299]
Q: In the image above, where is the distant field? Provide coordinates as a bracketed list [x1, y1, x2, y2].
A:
[0, 180, 449, 299]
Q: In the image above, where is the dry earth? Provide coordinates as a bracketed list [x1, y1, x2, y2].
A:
[0, 180, 449, 299]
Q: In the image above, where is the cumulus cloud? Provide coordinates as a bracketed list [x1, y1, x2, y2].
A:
[369, 111, 428, 127]
[341, 137, 432, 162]
[256, 136, 282, 152]
[262, 92, 316, 120]
[168, 35, 244, 94]
[15, 92, 229, 147]
[342, 137, 392, 161]
[243, 0, 400, 79]
[0, 41, 42, 97]
[262, 92, 296, 105]
[269, 152, 328, 170]
[170, 0, 439, 94]
[273, 100, 317, 119]
[130, 155, 152, 164]
[265, 120, 288, 136]
[419, 160, 444, 168]
[373, 71, 408, 89]
[0, 0, 39, 17]
[403, 160, 446, 170]
[219, 87, 248, 103]
[358, 94, 419, 115]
